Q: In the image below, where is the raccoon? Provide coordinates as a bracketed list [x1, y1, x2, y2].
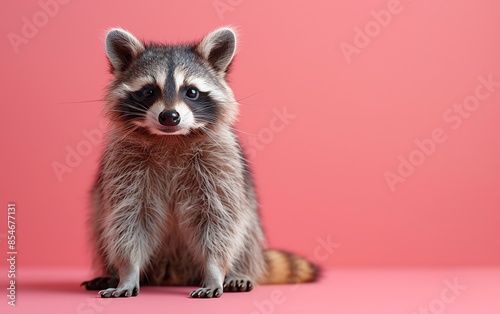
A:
[81, 27, 317, 298]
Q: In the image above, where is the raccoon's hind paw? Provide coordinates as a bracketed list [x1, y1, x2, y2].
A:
[81, 277, 119, 291]
[223, 278, 254, 292]
[190, 286, 222, 298]
[98, 285, 139, 298]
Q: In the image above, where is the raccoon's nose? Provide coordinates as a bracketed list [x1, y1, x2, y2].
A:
[158, 110, 181, 126]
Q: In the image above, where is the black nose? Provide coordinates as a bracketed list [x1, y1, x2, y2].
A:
[158, 110, 181, 126]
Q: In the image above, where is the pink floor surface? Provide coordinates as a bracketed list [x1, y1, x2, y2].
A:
[2, 267, 499, 314]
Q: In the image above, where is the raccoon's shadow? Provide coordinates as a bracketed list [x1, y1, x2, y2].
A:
[20, 281, 194, 297]
[19, 281, 84, 294]
[140, 286, 195, 297]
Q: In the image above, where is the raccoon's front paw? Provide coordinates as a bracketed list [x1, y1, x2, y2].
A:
[98, 285, 139, 298]
[190, 286, 223, 298]
[81, 276, 119, 291]
[223, 278, 254, 292]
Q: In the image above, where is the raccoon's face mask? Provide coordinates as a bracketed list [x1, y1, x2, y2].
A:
[104, 27, 238, 136]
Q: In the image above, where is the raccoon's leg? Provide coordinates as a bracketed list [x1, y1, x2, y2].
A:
[98, 199, 167, 297]
[190, 259, 225, 298]
[222, 255, 256, 293]
[186, 205, 249, 298]
[223, 237, 265, 293]
[186, 206, 239, 298]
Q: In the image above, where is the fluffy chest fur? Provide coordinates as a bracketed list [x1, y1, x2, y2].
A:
[103, 128, 244, 205]
[96, 127, 252, 263]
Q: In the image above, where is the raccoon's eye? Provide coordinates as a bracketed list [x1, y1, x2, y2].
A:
[132, 85, 156, 102]
[141, 87, 155, 99]
[185, 87, 199, 100]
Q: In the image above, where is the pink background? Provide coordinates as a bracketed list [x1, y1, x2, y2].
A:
[1, 0, 500, 273]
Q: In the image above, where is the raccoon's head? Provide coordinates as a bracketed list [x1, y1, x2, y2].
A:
[104, 27, 238, 136]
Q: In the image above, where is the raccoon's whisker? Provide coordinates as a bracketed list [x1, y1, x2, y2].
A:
[235, 90, 264, 103]
[116, 107, 147, 114]
[120, 102, 149, 113]
[187, 107, 215, 117]
[186, 108, 218, 125]
[120, 105, 148, 113]
[199, 118, 218, 125]
[199, 125, 230, 155]
[57, 99, 105, 104]
[109, 108, 145, 114]
[114, 122, 137, 134]
[109, 110, 146, 118]
[179, 110, 193, 121]
[109, 114, 146, 122]
[228, 127, 256, 137]
[115, 123, 140, 143]
[129, 100, 149, 109]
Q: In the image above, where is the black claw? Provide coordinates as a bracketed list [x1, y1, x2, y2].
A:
[247, 281, 254, 292]
[213, 288, 221, 298]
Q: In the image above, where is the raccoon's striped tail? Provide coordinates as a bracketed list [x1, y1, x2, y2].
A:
[258, 249, 319, 284]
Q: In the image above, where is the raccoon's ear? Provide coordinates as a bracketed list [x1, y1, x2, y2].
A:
[105, 28, 145, 73]
[196, 27, 237, 74]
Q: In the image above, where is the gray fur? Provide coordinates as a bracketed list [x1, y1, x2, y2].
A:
[87, 27, 267, 298]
